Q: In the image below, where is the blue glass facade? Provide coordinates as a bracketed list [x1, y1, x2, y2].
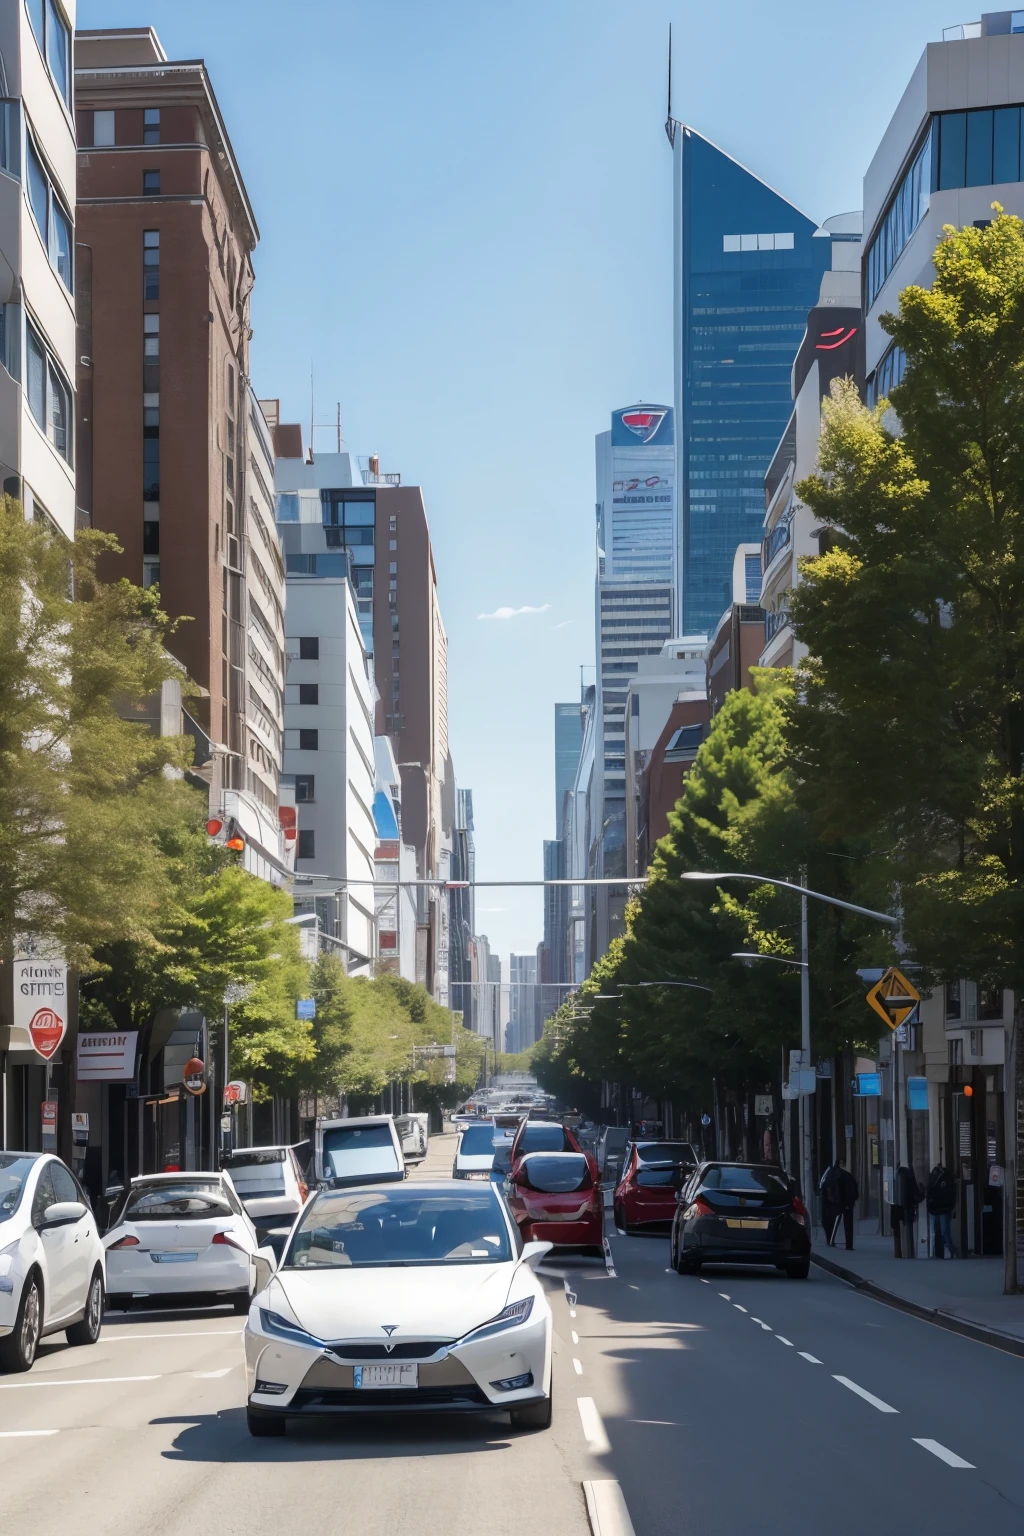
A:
[673, 129, 831, 636]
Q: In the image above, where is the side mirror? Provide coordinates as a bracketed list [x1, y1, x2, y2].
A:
[41, 1200, 87, 1229]
[519, 1239, 553, 1269]
[104, 1183, 124, 1200]
[254, 1242, 280, 1291]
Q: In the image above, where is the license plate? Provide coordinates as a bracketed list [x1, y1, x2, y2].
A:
[151, 1252, 199, 1262]
[353, 1364, 418, 1389]
[725, 1219, 769, 1230]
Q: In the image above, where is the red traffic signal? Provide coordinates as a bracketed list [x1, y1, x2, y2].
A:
[207, 815, 245, 852]
[206, 818, 223, 837]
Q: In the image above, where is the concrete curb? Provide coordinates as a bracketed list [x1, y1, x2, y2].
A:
[810, 1250, 1024, 1359]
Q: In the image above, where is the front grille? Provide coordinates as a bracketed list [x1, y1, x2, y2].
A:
[325, 1341, 451, 1361]
[291, 1385, 489, 1410]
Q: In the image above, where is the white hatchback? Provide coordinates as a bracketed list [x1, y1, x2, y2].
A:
[0, 1152, 106, 1373]
[103, 1172, 260, 1312]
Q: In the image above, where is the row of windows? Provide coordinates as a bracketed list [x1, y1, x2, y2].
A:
[0, 304, 72, 466]
[865, 344, 907, 407]
[26, 0, 70, 108]
[90, 107, 161, 147]
[722, 232, 795, 252]
[26, 127, 72, 293]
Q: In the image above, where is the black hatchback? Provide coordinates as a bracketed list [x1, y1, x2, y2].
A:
[670, 1162, 811, 1279]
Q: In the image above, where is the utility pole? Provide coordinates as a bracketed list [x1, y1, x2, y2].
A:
[800, 872, 813, 1212]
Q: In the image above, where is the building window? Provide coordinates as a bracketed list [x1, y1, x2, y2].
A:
[0, 302, 22, 381]
[979, 985, 1003, 1020]
[866, 344, 907, 408]
[26, 319, 71, 463]
[143, 229, 159, 300]
[298, 683, 319, 705]
[298, 636, 319, 659]
[0, 100, 20, 176]
[25, 128, 72, 293]
[320, 490, 375, 548]
[93, 109, 115, 147]
[945, 980, 961, 1021]
[298, 728, 318, 751]
[295, 774, 315, 802]
[389, 538, 397, 551]
[297, 829, 315, 859]
[142, 558, 160, 589]
[26, 0, 70, 108]
[143, 168, 160, 195]
[143, 404, 159, 501]
[276, 492, 298, 522]
[389, 515, 397, 531]
[143, 108, 160, 145]
[865, 129, 932, 309]
[722, 231, 794, 252]
[143, 519, 159, 555]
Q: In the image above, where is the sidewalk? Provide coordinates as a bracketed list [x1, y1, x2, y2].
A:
[810, 1224, 1024, 1355]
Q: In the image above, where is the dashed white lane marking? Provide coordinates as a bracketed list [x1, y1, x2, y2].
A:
[833, 1376, 898, 1413]
[192, 1367, 234, 1378]
[718, 1293, 730, 1300]
[776, 1336, 793, 1346]
[733, 1304, 747, 1313]
[583, 1478, 636, 1536]
[577, 1396, 611, 1455]
[0, 1430, 58, 1437]
[799, 1352, 822, 1364]
[603, 1238, 617, 1277]
[0, 1375, 160, 1389]
[103, 1330, 242, 1342]
[632, 1419, 678, 1426]
[571, 1331, 580, 1345]
[699, 1278, 709, 1284]
[913, 1439, 974, 1469]
[573, 1358, 584, 1375]
[750, 1316, 763, 1324]
[570, 1309, 577, 1319]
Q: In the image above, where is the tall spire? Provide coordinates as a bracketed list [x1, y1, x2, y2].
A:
[665, 24, 677, 146]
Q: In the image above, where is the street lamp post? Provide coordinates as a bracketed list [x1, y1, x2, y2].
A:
[684, 870, 897, 1214]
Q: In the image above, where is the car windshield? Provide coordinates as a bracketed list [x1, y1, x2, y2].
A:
[636, 1142, 695, 1165]
[702, 1166, 790, 1197]
[285, 1188, 512, 1268]
[123, 1182, 232, 1221]
[224, 1151, 286, 1195]
[519, 1124, 571, 1153]
[521, 1154, 590, 1193]
[321, 1124, 400, 1179]
[459, 1124, 495, 1156]
[0, 1153, 38, 1224]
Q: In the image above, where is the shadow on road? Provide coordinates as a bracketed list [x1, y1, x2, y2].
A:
[156, 1407, 516, 1462]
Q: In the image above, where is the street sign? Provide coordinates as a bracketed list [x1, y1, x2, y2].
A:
[183, 1057, 206, 1095]
[41, 1101, 57, 1142]
[296, 998, 316, 1020]
[865, 966, 920, 1031]
[223, 1080, 248, 1106]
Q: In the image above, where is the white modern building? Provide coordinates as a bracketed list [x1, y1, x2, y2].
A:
[507, 952, 538, 1054]
[373, 732, 418, 982]
[0, 0, 76, 536]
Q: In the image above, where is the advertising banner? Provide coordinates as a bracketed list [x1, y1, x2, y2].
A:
[77, 1032, 139, 1083]
[13, 950, 67, 1060]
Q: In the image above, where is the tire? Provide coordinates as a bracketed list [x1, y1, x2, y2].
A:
[66, 1270, 104, 1347]
[674, 1243, 701, 1275]
[510, 1386, 552, 1432]
[247, 1405, 286, 1437]
[0, 1275, 43, 1373]
[786, 1259, 810, 1279]
[231, 1292, 252, 1316]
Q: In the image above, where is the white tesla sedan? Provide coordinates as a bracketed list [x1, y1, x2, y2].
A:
[244, 1180, 552, 1436]
[103, 1172, 260, 1312]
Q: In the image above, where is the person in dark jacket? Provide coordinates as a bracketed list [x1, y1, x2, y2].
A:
[824, 1157, 858, 1250]
[819, 1162, 840, 1245]
[926, 1163, 957, 1258]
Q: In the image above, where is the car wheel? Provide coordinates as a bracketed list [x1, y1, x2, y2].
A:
[0, 1274, 42, 1373]
[510, 1386, 552, 1432]
[786, 1259, 810, 1279]
[66, 1270, 104, 1347]
[247, 1405, 287, 1437]
[675, 1244, 701, 1275]
[231, 1292, 253, 1316]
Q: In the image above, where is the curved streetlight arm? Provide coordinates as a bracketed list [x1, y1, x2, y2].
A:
[732, 951, 808, 970]
[681, 871, 898, 927]
[593, 980, 714, 1000]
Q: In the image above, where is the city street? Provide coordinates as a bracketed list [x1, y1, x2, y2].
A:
[2, 1136, 1023, 1535]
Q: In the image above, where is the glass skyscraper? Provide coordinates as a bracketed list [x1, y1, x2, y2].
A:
[668, 125, 832, 636]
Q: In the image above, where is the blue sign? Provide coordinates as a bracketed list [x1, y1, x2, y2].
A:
[611, 403, 673, 447]
[855, 1072, 881, 1097]
[906, 1077, 928, 1112]
[701, 1113, 712, 1126]
[296, 998, 316, 1020]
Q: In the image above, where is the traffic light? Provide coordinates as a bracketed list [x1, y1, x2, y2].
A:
[206, 816, 245, 852]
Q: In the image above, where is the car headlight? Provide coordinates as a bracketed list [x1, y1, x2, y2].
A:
[258, 1308, 325, 1351]
[458, 1295, 534, 1346]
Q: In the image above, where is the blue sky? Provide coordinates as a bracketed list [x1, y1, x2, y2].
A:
[82, 0, 964, 969]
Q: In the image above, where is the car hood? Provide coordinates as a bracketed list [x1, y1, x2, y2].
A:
[272, 1262, 517, 1343]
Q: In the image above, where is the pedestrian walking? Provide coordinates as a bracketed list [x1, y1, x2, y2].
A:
[825, 1157, 858, 1250]
[926, 1162, 957, 1258]
[819, 1161, 840, 1245]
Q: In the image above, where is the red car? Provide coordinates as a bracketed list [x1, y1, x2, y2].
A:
[614, 1140, 698, 1234]
[505, 1151, 604, 1257]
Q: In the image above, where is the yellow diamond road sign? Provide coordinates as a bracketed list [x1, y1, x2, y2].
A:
[866, 966, 920, 1031]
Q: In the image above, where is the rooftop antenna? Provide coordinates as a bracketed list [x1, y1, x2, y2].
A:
[309, 365, 314, 462]
[336, 401, 342, 453]
[665, 24, 677, 147]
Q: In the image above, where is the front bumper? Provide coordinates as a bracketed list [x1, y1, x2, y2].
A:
[245, 1309, 551, 1415]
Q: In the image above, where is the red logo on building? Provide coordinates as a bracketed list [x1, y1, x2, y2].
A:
[29, 1008, 66, 1061]
[620, 409, 667, 443]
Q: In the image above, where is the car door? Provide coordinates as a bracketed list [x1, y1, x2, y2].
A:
[49, 1161, 93, 1309]
[31, 1164, 76, 1322]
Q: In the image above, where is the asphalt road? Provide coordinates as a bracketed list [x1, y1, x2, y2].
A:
[2, 1133, 1022, 1535]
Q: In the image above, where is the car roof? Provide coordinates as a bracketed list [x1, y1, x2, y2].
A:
[129, 1171, 225, 1184]
[319, 1115, 394, 1128]
[225, 1144, 293, 1155]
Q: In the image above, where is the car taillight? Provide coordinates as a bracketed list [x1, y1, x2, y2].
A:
[212, 1231, 246, 1251]
[108, 1235, 139, 1250]
[791, 1195, 808, 1225]
[693, 1196, 715, 1217]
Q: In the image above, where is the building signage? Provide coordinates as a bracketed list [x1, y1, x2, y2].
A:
[41, 1101, 58, 1141]
[183, 1057, 207, 1095]
[223, 1080, 248, 1106]
[296, 998, 316, 1020]
[72, 1112, 89, 1145]
[77, 1032, 139, 1083]
[865, 967, 920, 1031]
[14, 951, 67, 1059]
[613, 407, 672, 446]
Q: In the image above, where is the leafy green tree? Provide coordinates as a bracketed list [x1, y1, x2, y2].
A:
[790, 210, 1024, 1288]
[0, 499, 193, 965]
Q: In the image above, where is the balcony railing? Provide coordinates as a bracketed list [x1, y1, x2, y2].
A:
[764, 603, 791, 643]
[762, 513, 792, 572]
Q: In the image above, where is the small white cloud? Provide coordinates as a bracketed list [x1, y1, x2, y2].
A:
[478, 603, 551, 621]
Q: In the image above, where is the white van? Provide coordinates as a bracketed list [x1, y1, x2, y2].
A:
[315, 1115, 405, 1188]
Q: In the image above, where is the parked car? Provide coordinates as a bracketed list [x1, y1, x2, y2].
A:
[614, 1141, 698, 1233]
[505, 1151, 604, 1257]
[0, 1151, 106, 1372]
[452, 1122, 497, 1179]
[244, 1180, 553, 1437]
[670, 1162, 810, 1278]
[595, 1126, 630, 1184]
[509, 1118, 591, 1169]
[222, 1146, 309, 1231]
[394, 1113, 428, 1162]
[316, 1115, 405, 1189]
[103, 1171, 261, 1312]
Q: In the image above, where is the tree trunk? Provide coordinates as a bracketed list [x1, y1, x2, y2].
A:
[1005, 996, 1024, 1293]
